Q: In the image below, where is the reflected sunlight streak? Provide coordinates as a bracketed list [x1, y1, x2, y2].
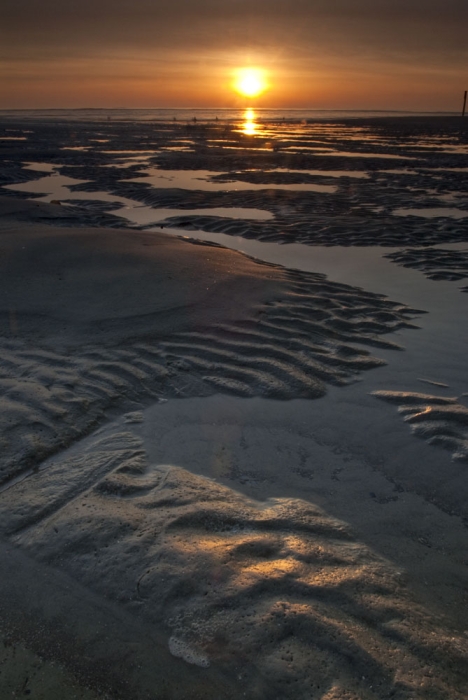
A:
[242, 108, 257, 135]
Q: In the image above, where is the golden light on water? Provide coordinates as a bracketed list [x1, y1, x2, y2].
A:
[242, 108, 257, 135]
[234, 68, 268, 98]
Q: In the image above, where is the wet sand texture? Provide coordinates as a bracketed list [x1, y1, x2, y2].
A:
[385, 248, 468, 291]
[0, 636, 101, 700]
[0, 197, 421, 487]
[61, 180, 468, 248]
[1, 117, 468, 697]
[373, 391, 468, 462]
[2, 116, 468, 248]
[1, 429, 467, 699]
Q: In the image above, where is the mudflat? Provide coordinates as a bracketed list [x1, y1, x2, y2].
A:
[1, 115, 468, 699]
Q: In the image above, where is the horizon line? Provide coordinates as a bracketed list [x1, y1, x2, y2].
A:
[0, 107, 459, 114]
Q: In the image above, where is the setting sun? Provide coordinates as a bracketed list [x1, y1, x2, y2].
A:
[234, 68, 268, 98]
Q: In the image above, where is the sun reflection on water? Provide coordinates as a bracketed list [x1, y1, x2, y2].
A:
[242, 108, 257, 136]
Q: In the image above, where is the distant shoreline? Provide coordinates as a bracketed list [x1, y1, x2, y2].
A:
[0, 107, 461, 124]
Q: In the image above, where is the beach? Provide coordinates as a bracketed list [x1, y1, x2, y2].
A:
[1, 113, 468, 699]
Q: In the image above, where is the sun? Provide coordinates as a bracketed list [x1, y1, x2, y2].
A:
[234, 68, 268, 98]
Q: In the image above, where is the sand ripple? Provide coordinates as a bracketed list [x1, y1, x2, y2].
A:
[3, 118, 468, 249]
[0, 430, 465, 698]
[373, 391, 468, 462]
[386, 248, 468, 291]
[0, 225, 421, 487]
[67, 177, 468, 248]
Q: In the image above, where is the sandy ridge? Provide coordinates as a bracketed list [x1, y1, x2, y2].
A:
[1, 427, 467, 699]
[0, 198, 421, 487]
[385, 248, 468, 291]
[373, 391, 468, 463]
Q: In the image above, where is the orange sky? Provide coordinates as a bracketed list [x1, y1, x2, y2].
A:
[1, 0, 467, 110]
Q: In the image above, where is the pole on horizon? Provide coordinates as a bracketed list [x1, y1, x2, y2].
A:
[463, 90, 467, 117]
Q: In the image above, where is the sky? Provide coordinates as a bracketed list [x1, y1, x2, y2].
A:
[1, 0, 467, 110]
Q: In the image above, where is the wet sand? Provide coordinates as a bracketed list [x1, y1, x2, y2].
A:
[386, 246, 468, 291]
[0, 197, 422, 486]
[1, 116, 468, 698]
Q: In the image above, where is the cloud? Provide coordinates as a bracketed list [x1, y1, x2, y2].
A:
[1, 1, 466, 108]
[2, 0, 467, 58]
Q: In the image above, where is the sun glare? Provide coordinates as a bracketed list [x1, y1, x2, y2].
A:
[234, 69, 267, 98]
